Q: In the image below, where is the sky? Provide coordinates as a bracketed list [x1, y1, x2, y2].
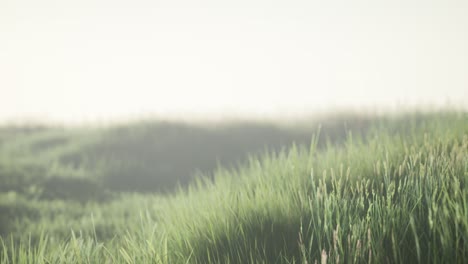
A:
[1, 0, 467, 123]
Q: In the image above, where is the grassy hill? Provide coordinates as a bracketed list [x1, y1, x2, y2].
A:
[0, 111, 467, 263]
[0, 113, 383, 198]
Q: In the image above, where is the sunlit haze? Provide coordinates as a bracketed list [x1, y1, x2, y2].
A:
[1, 0, 467, 123]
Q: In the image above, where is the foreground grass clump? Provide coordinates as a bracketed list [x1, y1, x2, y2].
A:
[1, 112, 467, 263]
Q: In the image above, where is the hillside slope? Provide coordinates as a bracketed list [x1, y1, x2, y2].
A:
[0, 111, 467, 263]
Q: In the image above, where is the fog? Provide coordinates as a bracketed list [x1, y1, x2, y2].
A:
[1, 0, 467, 123]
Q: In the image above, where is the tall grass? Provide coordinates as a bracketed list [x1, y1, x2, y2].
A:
[0, 112, 467, 263]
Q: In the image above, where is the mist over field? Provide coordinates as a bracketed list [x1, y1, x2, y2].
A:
[1, 0, 468, 263]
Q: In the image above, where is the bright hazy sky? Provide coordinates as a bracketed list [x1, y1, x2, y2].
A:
[1, 0, 467, 123]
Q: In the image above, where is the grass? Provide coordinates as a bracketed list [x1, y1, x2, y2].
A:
[0, 111, 467, 263]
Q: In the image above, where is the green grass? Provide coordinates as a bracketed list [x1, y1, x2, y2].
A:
[0, 111, 467, 263]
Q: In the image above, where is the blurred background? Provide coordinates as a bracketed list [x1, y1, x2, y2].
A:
[1, 1, 467, 249]
[1, 0, 467, 124]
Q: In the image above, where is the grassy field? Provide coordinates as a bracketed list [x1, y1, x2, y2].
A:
[0, 111, 467, 263]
